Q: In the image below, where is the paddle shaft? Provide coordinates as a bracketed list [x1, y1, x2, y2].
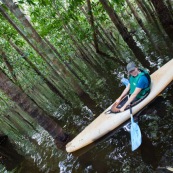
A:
[129, 104, 132, 115]
[128, 95, 133, 116]
[129, 104, 134, 122]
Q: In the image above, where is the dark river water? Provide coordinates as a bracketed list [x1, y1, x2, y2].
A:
[64, 87, 173, 173]
[1, 36, 173, 172]
[1, 65, 173, 173]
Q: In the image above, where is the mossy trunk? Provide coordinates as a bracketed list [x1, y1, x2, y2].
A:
[0, 69, 68, 148]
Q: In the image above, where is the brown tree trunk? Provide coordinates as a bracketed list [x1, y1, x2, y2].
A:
[2, 0, 84, 96]
[81, 7, 115, 49]
[9, 40, 70, 104]
[81, 6, 125, 65]
[99, 0, 152, 71]
[125, 0, 161, 55]
[136, 0, 165, 36]
[1, 49, 18, 83]
[126, 0, 150, 38]
[0, 68, 68, 148]
[150, 0, 173, 41]
[165, 0, 173, 17]
[136, 0, 153, 23]
[0, 5, 61, 80]
[86, 0, 117, 61]
[86, 0, 100, 53]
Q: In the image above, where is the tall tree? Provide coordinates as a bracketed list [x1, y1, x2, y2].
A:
[1, 0, 85, 96]
[125, 0, 161, 54]
[9, 39, 71, 104]
[0, 65, 68, 148]
[81, 7, 117, 53]
[1, 49, 18, 84]
[150, 0, 173, 41]
[86, 0, 116, 61]
[99, 0, 152, 71]
[137, 0, 166, 36]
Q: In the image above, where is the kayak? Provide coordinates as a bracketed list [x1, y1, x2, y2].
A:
[66, 59, 173, 153]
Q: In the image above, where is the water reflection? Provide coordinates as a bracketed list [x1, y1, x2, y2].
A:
[0, 80, 172, 173]
[140, 132, 157, 169]
[0, 135, 23, 171]
[0, 60, 172, 172]
[66, 89, 173, 173]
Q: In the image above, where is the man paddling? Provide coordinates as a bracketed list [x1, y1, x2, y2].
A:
[111, 62, 151, 112]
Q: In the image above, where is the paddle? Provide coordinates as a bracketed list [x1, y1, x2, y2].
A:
[129, 104, 142, 151]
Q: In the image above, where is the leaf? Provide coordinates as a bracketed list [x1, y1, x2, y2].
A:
[27, 0, 36, 5]
[18, 1, 25, 4]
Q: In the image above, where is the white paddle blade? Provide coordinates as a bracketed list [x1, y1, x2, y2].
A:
[130, 121, 142, 151]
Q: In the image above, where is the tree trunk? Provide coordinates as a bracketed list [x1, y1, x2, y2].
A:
[136, 0, 153, 23]
[81, 6, 125, 65]
[2, 0, 84, 96]
[81, 7, 115, 49]
[99, 0, 152, 71]
[9, 40, 70, 104]
[0, 68, 68, 148]
[136, 0, 165, 36]
[150, 0, 173, 41]
[0, 5, 62, 81]
[165, 0, 173, 17]
[86, 0, 116, 61]
[1, 49, 18, 83]
[86, 0, 100, 53]
[125, 0, 161, 55]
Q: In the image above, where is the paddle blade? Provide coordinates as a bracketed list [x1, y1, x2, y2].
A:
[130, 118, 142, 151]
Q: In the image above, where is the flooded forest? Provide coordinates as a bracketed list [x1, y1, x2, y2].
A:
[0, 0, 173, 172]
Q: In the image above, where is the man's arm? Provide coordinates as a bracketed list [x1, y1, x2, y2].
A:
[117, 84, 130, 102]
[111, 84, 130, 112]
[120, 87, 141, 112]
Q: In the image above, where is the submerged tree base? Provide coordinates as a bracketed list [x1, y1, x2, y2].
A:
[54, 133, 70, 149]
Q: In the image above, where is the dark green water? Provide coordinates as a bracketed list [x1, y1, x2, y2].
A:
[1, 31, 173, 172]
[1, 66, 173, 173]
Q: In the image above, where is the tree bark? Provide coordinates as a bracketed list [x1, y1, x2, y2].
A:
[1, 50, 18, 83]
[9, 40, 70, 104]
[99, 0, 152, 71]
[136, 0, 165, 36]
[150, 0, 173, 41]
[86, 0, 100, 53]
[81, 6, 125, 65]
[125, 0, 161, 55]
[0, 68, 68, 148]
[2, 0, 84, 96]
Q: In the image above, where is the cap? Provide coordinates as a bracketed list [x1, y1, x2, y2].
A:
[126, 62, 136, 73]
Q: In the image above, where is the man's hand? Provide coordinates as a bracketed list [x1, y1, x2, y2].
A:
[120, 106, 126, 112]
[115, 98, 121, 104]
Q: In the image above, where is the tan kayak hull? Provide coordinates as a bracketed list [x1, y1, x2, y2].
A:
[66, 59, 173, 153]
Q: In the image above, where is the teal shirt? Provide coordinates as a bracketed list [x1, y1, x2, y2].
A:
[129, 70, 150, 99]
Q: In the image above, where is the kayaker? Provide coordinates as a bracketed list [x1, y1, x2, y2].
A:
[111, 62, 151, 112]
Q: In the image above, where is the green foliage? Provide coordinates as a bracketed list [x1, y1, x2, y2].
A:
[68, 0, 85, 11]
[0, 0, 173, 172]
[112, 0, 125, 5]
[38, 0, 50, 6]
[18, 0, 36, 5]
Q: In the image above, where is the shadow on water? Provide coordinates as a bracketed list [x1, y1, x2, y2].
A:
[69, 85, 173, 173]
[1, 72, 172, 173]
[0, 135, 23, 171]
[0, 135, 43, 173]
